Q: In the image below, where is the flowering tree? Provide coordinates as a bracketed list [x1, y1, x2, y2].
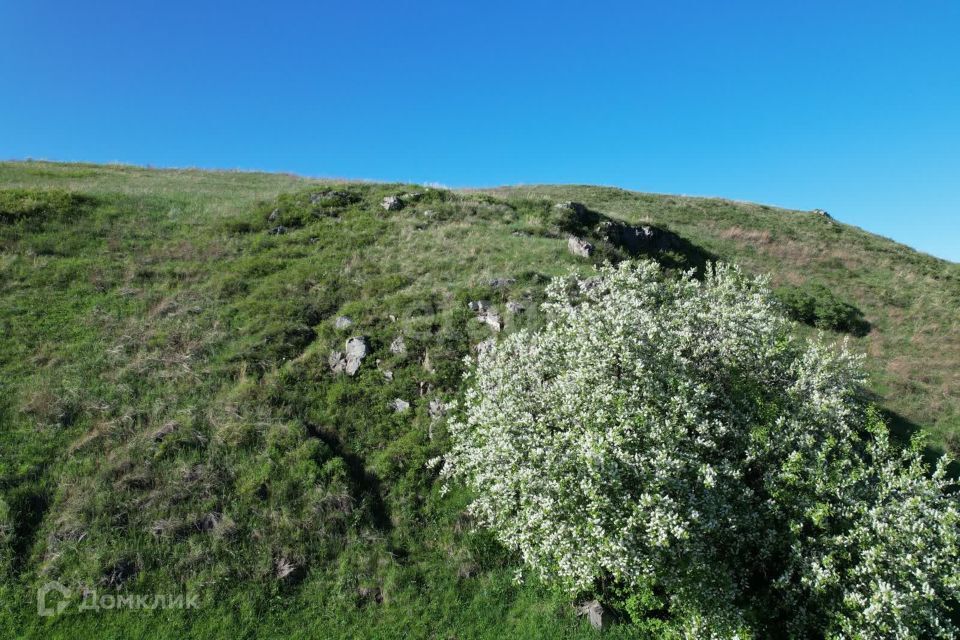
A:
[439, 261, 959, 638]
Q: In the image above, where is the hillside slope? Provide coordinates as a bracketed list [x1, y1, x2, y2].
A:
[0, 161, 957, 638]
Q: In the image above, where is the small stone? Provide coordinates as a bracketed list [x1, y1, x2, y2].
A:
[468, 300, 492, 313]
[475, 339, 495, 355]
[334, 316, 353, 330]
[382, 369, 393, 381]
[567, 235, 594, 258]
[381, 195, 404, 211]
[329, 350, 347, 374]
[479, 312, 502, 332]
[389, 336, 407, 355]
[269, 225, 287, 235]
[268, 208, 279, 221]
[428, 399, 449, 419]
[489, 277, 516, 289]
[555, 201, 588, 215]
[506, 301, 525, 314]
[391, 398, 410, 413]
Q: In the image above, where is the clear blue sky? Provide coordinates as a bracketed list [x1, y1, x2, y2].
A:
[2, 1, 958, 261]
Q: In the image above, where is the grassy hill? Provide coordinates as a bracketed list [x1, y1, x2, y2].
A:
[1, 161, 957, 638]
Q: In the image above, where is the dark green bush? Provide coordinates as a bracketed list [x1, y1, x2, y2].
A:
[0, 188, 93, 224]
[775, 283, 870, 336]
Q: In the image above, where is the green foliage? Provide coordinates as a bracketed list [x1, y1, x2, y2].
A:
[776, 282, 871, 335]
[0, 188, 93, 224]
[443, 262, 959, 637]
[0, 161, 956, 638]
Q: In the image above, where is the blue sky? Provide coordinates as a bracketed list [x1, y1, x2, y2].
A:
[1, 1, 958, 261]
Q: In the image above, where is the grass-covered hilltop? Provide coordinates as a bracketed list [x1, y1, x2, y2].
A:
[1, 160, 958, 638]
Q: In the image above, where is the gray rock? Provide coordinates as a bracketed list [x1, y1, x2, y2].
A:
[346, 336, 368, 360]
[382, 369, 393, 381]
[391, 398, 410, 413]
[812, 208, 832, 219]
[334, 316, 353, 330]
[389, 336, 407, 355]
[555, 201, 588, 215]
[269, 225, 287, 235]
[428, 399, 449, 419]
[475, 339, 495, 355]
[381, 195, 404, 211]
[489, 277, 516, 289]
[330, 337, 369, 376]
[268, 208, 279, 221]
[328, 350, 347, 374]
[575, 600, 613, 631]
[468, 300, 492, 313]
[506, 300, 525, 314]
[567, 236, 594, 258]
[478, 312, 502, 332]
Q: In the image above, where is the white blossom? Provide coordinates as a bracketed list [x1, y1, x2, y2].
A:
[440, 260, 959, 637]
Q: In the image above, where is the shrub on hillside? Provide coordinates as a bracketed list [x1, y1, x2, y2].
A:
[0, 188, 92, 224]
[439, 261, 959, 638]
[775, 282, 870, 336]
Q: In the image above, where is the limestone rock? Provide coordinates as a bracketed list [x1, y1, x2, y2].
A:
[567, 235, 594, 258]
[575, 600, 613, 631]
[334, 316, 353, 330]
[330, 336, 369, 376]
[478, 312, 502, 332]
[381, 195, 404, 211]
[391, 398, 410, 413]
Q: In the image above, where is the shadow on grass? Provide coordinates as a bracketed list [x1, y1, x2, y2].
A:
[307, 423, 394, 533]
[882, 408, 960, 480]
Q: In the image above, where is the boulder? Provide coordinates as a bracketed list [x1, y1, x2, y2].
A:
[334, 316, 353, 330]
[506, 300, 525, 314]
[478, 312, 502, 332]
[567, 236, 594, 258]
[381, 195, 404, 211]
[391, 398, 410, 413]
[330, 337, 369, 376]
[269, 225, 287, 235]
[389, 336, 407, 355]
[575, 600, 613, 631]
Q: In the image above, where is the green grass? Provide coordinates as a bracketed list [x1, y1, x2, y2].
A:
[0, 161, 956, 638]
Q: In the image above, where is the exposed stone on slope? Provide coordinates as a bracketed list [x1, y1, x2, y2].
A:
[381, 195, 403, 211]
[567, 235, 594, 258]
